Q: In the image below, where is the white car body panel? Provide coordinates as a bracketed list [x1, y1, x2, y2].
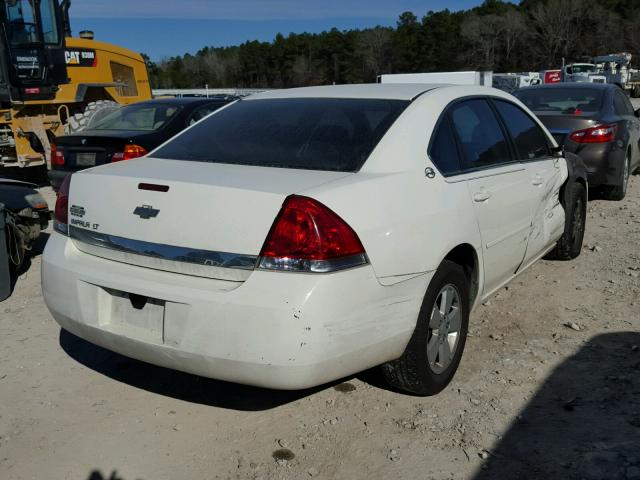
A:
[42, 83, 569, 389]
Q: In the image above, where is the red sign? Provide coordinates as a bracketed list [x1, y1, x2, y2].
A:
[543, 70, 562, 84]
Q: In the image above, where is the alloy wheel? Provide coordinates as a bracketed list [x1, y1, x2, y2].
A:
[427, 284, 462, 374]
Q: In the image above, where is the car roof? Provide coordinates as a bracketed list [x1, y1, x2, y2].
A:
[247, 83, 448, 101]
[135, 97, 233, 107]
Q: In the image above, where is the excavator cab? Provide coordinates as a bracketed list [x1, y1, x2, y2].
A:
[0, 0, 67, 103]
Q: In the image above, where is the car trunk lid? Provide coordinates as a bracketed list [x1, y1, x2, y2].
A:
[67, 157, 352, 281]
[532, 112, 600, 149]
[54, 130, 154, 170]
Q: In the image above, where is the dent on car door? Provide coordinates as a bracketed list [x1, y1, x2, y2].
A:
[449, 98, 533, 296]
[492, 99, 565, 269]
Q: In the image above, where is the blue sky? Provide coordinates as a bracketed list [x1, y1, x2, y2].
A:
[69, 0, 482, 60]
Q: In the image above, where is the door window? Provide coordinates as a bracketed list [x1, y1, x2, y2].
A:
[428, 116, 461, 175]
[5, 0, 37, 45]
[39, 0, 60, 44]
[493, 100, 550, 160]
[450, 99, 512, 170]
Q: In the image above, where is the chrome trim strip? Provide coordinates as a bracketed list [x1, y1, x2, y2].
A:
[69, 226, 258, 270]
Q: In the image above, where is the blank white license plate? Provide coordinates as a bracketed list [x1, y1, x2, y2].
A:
[109, 291, 165, 343]
[76, 153, 96, 166]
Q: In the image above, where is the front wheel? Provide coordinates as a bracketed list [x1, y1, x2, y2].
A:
[382, 260, 470, 396]
[545, 181, 587, 260]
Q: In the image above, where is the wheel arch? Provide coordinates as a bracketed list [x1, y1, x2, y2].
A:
[441, 243, 481, 308]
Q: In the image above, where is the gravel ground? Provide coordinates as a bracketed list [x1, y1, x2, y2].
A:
[1, 104, 640, 480]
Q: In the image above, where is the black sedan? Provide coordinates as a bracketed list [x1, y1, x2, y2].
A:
[516, 84, 640, 200]
[48, 97, 235, 190]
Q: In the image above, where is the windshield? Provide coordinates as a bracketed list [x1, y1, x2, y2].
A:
[569, 65, 596, 74]
[5, 0, 59, 45]
[515, 88, 604, 114]
[153, 98, 409, 172]
[91, 103, 181, 131]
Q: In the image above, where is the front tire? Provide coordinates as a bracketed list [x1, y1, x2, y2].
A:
[604, 150, 630, 201]
[545, 181, 586, 260]
[382, 260, 470, 396]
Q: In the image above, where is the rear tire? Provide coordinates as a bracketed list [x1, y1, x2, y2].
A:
[64, 100, 120, 134]
[545, 181, 586, 260]
[604, 150, 630, 201]
[382, 260, 470, 396]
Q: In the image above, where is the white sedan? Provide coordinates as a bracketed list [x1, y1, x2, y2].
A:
[42, 84, 587, 395]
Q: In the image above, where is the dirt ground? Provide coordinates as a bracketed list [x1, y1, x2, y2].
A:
[2, 120, 640, 480]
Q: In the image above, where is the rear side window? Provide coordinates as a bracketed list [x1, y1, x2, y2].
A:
[493, 100, 550, 160]
[153, 98, 409, 172]
[613, 90, 634, 116]
[429, 116, 461, 175]
[450, 99, 512, 169]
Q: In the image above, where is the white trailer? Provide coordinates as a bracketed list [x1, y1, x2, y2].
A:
[492, 72, 541, 93]
[377, 71, 493, 86]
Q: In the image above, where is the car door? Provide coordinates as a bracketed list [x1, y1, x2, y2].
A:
[613, 89, 640, 170]
[492, 99, 565, 269]
[449, 98, 534, 296]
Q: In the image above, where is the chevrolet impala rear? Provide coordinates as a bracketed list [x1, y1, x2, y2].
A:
[42, 84, 580, 394]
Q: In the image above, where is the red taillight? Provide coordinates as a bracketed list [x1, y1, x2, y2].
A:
[258, 195, 367, 272]
[112, 144, 148, 162]
[51, 143, 65, 166]
[53, 174, 71, 235]
[569, 124, 618, 144]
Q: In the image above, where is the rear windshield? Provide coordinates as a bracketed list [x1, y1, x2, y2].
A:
[91, 103, 181, 131]
[152, 98, 409, 172]
[515, 88, 604, 114]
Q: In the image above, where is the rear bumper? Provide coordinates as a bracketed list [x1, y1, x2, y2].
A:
[567, 142, 624, 186]
[42, 233, 430, 389]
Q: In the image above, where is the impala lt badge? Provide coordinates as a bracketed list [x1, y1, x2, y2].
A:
[133, 205, 159, 219]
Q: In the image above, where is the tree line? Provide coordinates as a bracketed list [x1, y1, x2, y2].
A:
[144, 0, 640, 89]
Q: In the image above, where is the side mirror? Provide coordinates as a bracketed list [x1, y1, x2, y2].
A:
[635, 109, 640, 118]
[551, 144, 564, 158]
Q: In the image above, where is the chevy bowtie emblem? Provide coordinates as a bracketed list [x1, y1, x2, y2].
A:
[133, 205, 160, 219]
[81, 139, 87, 145]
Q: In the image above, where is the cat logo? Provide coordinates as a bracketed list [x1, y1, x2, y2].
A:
[64, 49, 97, 67]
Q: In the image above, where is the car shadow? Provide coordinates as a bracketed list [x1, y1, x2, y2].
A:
[473, 331, 640, 480]
[59, 328, 332, 411]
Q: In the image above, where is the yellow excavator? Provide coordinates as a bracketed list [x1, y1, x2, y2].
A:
[0, 0, 151, 171]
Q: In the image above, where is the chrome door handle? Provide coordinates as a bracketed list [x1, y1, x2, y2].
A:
[473, 190, 492, 202]
[532, 175, 543, 186]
